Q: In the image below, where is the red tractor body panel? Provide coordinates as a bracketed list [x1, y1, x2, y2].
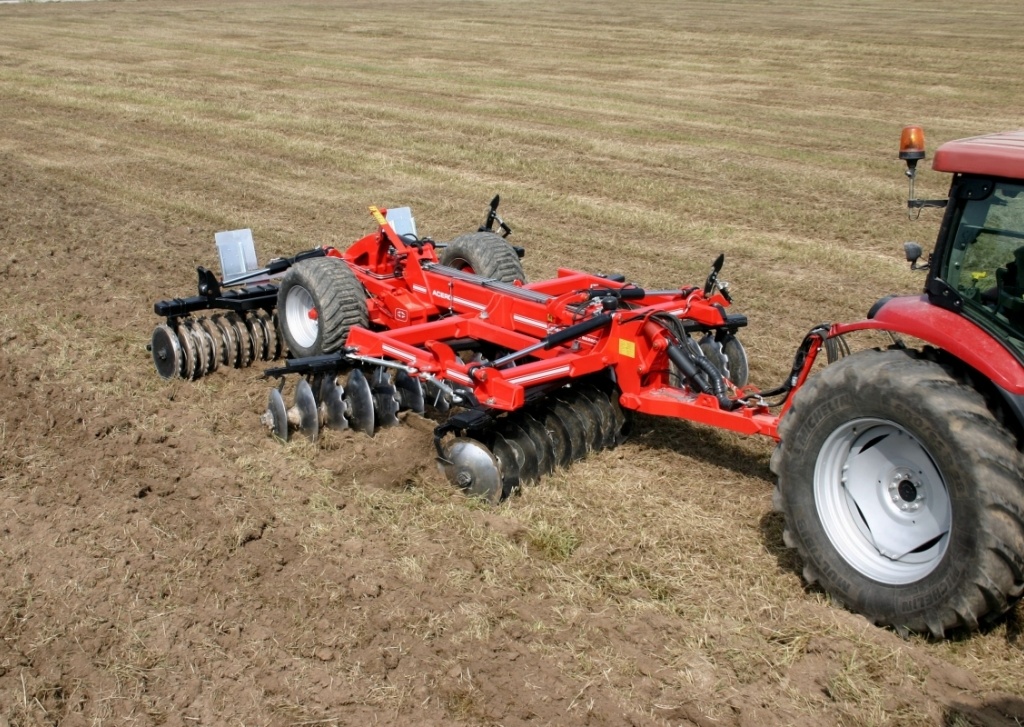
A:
[933, 130, 1024, 178]
[833, 295, 1024, 395]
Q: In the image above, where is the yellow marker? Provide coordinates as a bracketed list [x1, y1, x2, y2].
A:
[618, 339, 636, 358]
[369, 206, 388, 227]
[971, 271, 988, 281]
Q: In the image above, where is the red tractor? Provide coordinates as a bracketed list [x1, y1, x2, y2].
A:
[773, 128, 1024, 637]
[149, 131, 1024, 637]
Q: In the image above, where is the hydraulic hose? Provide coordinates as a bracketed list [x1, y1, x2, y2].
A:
[667, 342, 737, 411]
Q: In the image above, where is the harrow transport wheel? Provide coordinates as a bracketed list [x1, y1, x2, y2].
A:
[439, 231, 526, 284]
[277, 257, 369, 357]
[775, 348, 1024, 636]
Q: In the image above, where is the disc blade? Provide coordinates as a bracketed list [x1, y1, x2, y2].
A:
[211, 314, 238, 368]
[260, 310, 282, 360]
[294, 378, 319, 442]
[260, 387, 289, 442]
[517, 412, 555, 476]
[370, 368, 400, 427]
[246, 313, 268, 364]
[489, 431, 521, 499]
[197, 319, 217, 376]
[320, 376, 349, 430]
[574, 384, 615, 450]
[175, 320, 199, 381]
[556, 389, 602, 452]
[440, 437, 502, 505]
[721, 333, 749, 386]
[345, 368, 375, 437]
[184, 320, 208, 380]
[698, 333, 728, 379]
[546, 398, 588, 461]
[502, 419, 541, 485]
[394, 370, 425, 414]
[533, 404, 572, 469]
[199, 318, 221, 374]
[270, 311, 286, 359]
[151, 323, 184, 380]
[232, 314, 254, 368]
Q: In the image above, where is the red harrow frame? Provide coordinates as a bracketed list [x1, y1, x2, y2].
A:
[150, 198, 830, 503]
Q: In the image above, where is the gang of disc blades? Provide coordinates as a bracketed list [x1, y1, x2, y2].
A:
[517, 412, 555, 477]
[260, 387, 289, 442]
[294, 378, 319, 442]
[345, 368, 375, 437]
[534, 405, 572, 469]
[320, 376, 349, 430]
[394, 370, 425, 414]
[557, 389, 602, 452]
[502, 419, 541, 485]
[211, 314, 239, 368]
[151, 323, 184, 380]
[440, 437, 502, 505]
[574, 384, 615, 450]
[175, 320, 199, 381]
[370, 368, 400, 427]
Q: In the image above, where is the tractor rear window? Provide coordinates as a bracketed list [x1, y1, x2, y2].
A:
[948, 181, 1024, 337]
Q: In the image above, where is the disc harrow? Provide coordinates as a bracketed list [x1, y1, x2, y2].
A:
[151, 198, 823, 508]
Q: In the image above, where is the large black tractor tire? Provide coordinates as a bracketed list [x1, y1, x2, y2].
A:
[277, 257, 369, 358]
[774, 348, 1024, 637]
[439, 231, 526, 284]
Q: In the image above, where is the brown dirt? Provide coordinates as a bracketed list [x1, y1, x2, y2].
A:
[2, 1, 1024, 725]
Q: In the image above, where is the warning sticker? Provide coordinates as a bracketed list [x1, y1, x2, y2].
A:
[618, 339, 636, 358]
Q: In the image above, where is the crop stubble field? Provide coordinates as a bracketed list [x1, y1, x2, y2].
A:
[1, 0, 1024, 724]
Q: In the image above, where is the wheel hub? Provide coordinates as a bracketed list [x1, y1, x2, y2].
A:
[888, 467, 924, 512]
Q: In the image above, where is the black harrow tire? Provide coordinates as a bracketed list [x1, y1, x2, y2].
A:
[439, 231, 526, 284]
[276, 257, 369, 358]
[774, 347, 1024, 637]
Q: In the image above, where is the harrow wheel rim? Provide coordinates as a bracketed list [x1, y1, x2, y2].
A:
[284, 284, 319, 350]
[815, 417, 951, 584]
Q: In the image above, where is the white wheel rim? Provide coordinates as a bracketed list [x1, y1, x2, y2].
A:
[284, 285, 318, 349]
[815, 417, 951, 584]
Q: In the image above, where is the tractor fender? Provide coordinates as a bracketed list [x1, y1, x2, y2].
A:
[833, 294, 1024, 395]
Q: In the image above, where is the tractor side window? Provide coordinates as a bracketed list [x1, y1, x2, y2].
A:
[948, 182, 1024, 306]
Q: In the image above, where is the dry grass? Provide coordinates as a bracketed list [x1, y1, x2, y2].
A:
[2, 0, 1024, 724]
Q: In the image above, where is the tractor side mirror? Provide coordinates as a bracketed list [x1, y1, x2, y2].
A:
[904, 241, 929, 271]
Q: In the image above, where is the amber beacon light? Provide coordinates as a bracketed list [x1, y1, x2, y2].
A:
[899, 124, 926, 163]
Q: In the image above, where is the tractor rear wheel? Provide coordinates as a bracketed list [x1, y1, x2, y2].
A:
[440, 231, 526, 284]
[774, 348, 1024, 636]
[277, 257, 368, 357]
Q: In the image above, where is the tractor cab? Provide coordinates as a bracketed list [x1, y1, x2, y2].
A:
[902, 128, 1024, 360]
